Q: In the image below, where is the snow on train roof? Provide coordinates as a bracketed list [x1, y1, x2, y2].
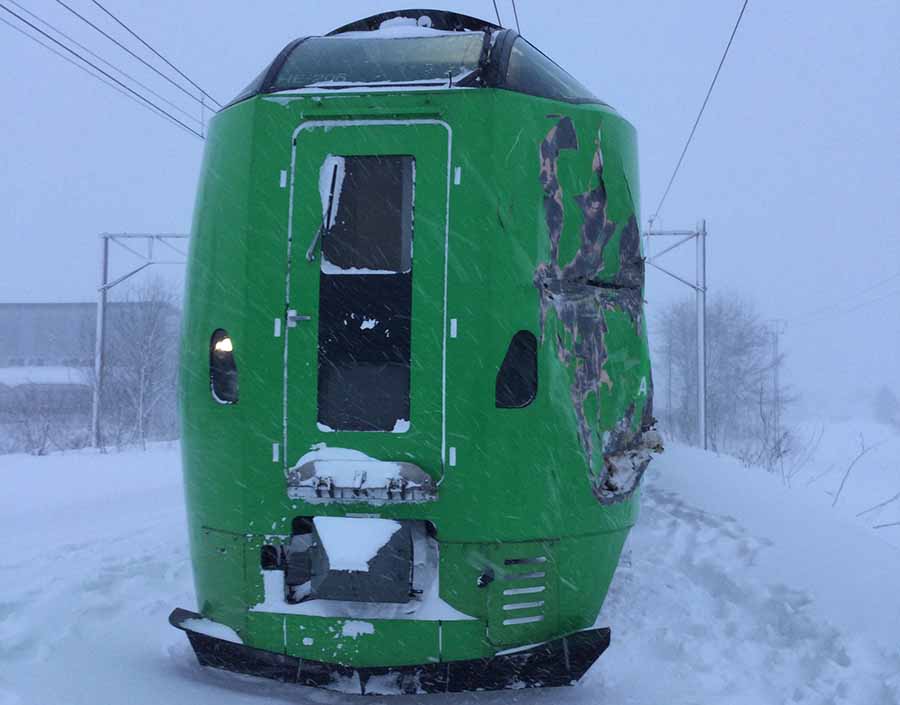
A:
[226, 10, 605, 108]
[330, 16, 474, 39]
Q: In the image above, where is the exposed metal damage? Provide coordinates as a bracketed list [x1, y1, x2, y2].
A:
[534, 116, 659, 504]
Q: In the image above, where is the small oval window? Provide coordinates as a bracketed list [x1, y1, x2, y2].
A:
[495, 331, 538, 408]
[210, 329, 238, 404]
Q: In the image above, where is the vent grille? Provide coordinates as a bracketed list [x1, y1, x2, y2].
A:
[498, 555, 548, 626]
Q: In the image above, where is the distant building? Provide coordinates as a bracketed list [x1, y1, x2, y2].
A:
[0, 302, 171, 367]
[0, 302, 180, 452]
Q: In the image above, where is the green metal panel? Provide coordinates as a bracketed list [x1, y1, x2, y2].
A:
[284, 616, 440, 668]
[180, 84, 652, 667]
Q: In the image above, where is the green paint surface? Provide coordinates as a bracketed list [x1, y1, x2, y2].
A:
[180, 86, 651, 667]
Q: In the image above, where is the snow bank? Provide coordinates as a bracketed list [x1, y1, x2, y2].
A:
[2, 438, 898, 704]
[0, 442, 181, 520]
[595, 443, 900, 705]
[790, 419, 900, 547]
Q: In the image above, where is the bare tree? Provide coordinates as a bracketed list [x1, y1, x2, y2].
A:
[4, 380, 90, 455]
[94, 278, 180, 450]
[653, 291, 795, 468]
[832, 434, 882, 508]
[784, 423, 824, 486]
[736, 382, 795, 478]
[856, 491, 900, 520]
[8, 385, 55, 455]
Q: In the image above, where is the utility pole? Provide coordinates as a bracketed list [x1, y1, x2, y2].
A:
[697, 220, 707, 449]
[644, 220, 709, 449]
[90, 233, 188, 448]
[90, 236, 109, 448]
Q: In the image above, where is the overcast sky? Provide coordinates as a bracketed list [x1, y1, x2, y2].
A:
[1, 0, 898, 414]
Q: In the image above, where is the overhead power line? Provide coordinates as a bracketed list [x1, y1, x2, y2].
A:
[511, 0, 521, 33]
[88, 0, 222, 108]
[53, 0, 210, 111]
[0, 15, 166, 123]
[0, 3, 203, 139]
[650, 0, 750, 225]
[791, 269, 900, 325]
[792, 285, 900, 329]
[8, 0, 201, 127]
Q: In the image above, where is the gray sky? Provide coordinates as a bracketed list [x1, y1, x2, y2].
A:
[1, 0, 898, 413]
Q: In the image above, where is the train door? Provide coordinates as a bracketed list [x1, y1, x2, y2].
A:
[283, 121, 450, 485]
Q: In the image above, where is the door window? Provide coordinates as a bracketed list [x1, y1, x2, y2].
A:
[316, 155, 415, 432]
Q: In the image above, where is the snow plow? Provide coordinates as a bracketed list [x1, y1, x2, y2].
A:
[170, 608, 611, 694]
[172, 8, 657, 695]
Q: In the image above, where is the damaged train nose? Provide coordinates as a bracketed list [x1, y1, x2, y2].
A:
[172, 7, 658, 696]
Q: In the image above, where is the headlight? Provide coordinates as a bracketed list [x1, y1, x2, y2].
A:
[213, 336, 233, 353]
[210, 329, 239, 404]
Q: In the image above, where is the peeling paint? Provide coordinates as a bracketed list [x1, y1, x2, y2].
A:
[534, 116, 657, 504]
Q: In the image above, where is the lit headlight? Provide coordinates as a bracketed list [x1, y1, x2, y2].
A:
[210, 329, 238, 404]
[213, 336, 233, 353]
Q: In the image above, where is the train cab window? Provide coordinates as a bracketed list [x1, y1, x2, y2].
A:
[503, 37, 600, 104]
[317, 156, 414, 431]
[270, 34, 484, 90]
[496, 330, 538, 408]
[321, 156, 413, 273]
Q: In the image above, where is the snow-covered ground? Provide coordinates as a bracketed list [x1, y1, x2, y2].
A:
[1, 436, 898, 705]
[788, 420, 900, 548]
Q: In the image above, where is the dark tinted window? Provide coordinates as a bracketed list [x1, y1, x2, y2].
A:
[317, 156, 415, 431]
[496, 331, 538, 408]
[504, 38, 600, 104]
[322, 156, 413, 273]
[271, 34, 484, 90]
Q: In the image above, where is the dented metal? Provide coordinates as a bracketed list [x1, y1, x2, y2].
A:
[534, 117, 658, 504]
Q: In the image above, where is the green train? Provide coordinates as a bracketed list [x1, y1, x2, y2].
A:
[170, 8, 659, 695]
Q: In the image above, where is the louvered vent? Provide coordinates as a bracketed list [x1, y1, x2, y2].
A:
[499, 555, 547, 626]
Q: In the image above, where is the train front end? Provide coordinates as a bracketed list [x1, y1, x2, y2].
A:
[171, 9, 658, 695]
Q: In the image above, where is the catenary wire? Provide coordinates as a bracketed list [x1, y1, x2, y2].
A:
[511, 0, 521, 33]
[0, 3, 203, 139]
[0, 15, 200, 138]
[790, 269, 900, 325]
[1, 15, 154, 118]
[9, 0, 202, 127]
[52, 0, 210, 111]
[89, 0, 222, 108]
[491, 0, 502, 26]
[650, 0, 750, 224]
[792, 286, 900, 329]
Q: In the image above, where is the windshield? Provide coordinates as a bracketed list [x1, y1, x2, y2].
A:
[270, 33, 485, 90]
[504, 37, 601, 104]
